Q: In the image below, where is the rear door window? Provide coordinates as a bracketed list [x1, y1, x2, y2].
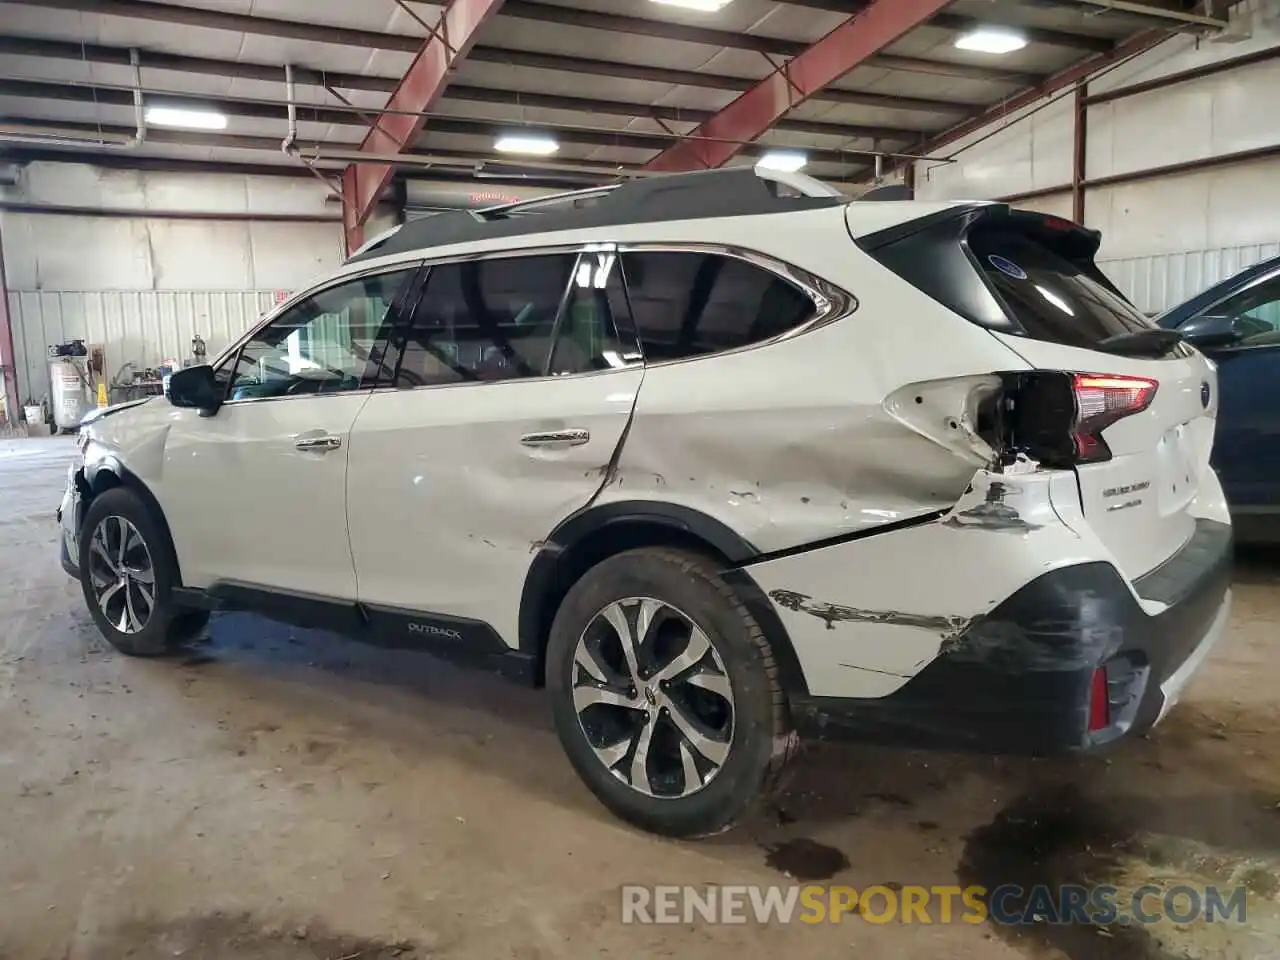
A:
[967, 227, 1154, 350]
[396, 254, 575, 386]
[622, 251, 814, 361]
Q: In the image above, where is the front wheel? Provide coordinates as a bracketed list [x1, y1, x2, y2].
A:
[79, 487, 203, 656]
[547, 548, 790, 838]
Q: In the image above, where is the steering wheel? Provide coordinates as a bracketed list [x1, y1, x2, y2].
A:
[1235, 314, 1272, 337]
[283, 364, 352, 395]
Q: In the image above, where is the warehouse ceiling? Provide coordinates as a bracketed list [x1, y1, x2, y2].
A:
[0, 0, 1228, 190]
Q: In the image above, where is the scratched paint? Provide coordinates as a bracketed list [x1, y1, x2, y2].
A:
[768, 588, 972, 640]
[943, 479, 1043, 533]
[744, 464, 1105, 697]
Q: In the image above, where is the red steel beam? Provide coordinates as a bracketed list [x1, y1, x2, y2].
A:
[1072, 83, 1088, 223]
[642, 0, 954, 173]
[343, 0, 505, 252]
[0, 221, 17, 424]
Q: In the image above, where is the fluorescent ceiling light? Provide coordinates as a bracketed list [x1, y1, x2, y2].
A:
[494, 133, 559, 156]
[954, 28, 1028, 54]
[144, 106, 228, 130]
[756, 150, 807, 173]
[650, 0, 733, 10]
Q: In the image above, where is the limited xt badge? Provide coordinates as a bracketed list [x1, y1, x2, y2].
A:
[1201, 380, 1211, 409]
[1102, 480, 1150, 513]
[1102, 481, 1151, 498]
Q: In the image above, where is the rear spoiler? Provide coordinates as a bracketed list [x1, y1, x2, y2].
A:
[858, 204, 1102, 260]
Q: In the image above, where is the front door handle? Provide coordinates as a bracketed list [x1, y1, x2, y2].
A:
[520, 429, 590, 448]
[295, 435, 342, 452]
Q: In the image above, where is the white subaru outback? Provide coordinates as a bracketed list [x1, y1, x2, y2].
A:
[59, 167, 1232, 838]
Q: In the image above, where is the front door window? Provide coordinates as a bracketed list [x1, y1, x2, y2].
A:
[224, 269, 418, 400]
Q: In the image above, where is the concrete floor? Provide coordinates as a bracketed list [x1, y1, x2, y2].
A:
[2, 435, 1279, 960]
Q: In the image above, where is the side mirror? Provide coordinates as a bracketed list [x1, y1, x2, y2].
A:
[1178, 314, 1244, 349]
[165, 364, 223, 413]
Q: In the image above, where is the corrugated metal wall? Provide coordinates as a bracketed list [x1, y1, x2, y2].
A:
[1100, 241, 1280, 314]
[6, 289, 278, 404]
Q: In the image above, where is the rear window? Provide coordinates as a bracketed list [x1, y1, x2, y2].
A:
[968, 226, 1154, 350]
[859, 208, 1162, 353]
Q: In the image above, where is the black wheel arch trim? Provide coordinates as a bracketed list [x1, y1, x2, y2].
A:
[80, 459, 185, 586]
[518, 500, 810, 696]
[552, 500, 761, 564]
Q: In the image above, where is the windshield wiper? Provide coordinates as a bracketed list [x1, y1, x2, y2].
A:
[1096, 328, 1184, 357]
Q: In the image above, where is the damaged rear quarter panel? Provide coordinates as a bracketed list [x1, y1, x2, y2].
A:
[590, 269, 1034, 554]
[745, 468, 1112, 698]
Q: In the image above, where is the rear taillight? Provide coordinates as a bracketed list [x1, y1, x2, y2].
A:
[1072, 374, 1157, 464]
[977, 370, 1158, 470]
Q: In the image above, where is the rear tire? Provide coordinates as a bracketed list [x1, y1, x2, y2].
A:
[547, 547, 789, 838]
[79, 487, 201, 656]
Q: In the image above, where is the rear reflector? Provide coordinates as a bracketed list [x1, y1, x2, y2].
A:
[1088, 667, 1110, 732]
[1073, 373, 1158, 464]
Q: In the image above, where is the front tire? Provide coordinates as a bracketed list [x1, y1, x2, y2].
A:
[79, 487, 201, 656]
[547, 548, 789, 838]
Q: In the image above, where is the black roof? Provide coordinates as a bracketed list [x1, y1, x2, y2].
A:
[348, 167, 849, 264]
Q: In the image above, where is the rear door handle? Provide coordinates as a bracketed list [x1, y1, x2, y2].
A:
[295, 435, 342, 452]
[520, 429, 590, 448]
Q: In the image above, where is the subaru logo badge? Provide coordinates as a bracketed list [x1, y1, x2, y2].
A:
[1200, 381, 1211, 408]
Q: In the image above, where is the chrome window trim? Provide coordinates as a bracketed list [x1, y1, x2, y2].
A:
[368, 240, 855, 395]
[368, 362, 644, 396]
[216, 238, 857, 403]
[397, 241, 597, 269]
[218, 390, 377, 409]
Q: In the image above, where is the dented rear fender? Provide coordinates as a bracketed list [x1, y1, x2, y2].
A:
[741, 465, 1117, 699]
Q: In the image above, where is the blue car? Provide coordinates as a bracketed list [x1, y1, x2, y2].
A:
[1157, 254, 1280, 543]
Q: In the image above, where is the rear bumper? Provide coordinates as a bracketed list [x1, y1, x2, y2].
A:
[789, 518, 1232, 754]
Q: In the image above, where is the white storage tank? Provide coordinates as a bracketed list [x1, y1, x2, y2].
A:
[50, 359, 88, 433]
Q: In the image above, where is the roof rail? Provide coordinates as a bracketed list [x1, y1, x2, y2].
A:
[856, 183, 914, 201]
[477, 166, 843, 219]
[750, 167, 846, 199]
[476, 184, 621, 220]
[347, 165, 850, 264]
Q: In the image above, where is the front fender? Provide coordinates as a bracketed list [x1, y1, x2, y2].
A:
[80, 399, 175, 489]
[77, 402, 184, 583]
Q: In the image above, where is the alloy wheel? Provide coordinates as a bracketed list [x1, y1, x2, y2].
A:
[86, 515, 156, 634]
[571, 597, 735, 798]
